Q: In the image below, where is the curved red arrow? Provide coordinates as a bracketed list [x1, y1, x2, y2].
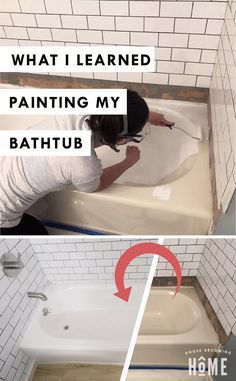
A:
[114, 242, 182, 302]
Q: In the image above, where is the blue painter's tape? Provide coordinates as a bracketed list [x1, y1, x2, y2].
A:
[41, 219, 110, 235]
[129, 365, 189, 370]
[129, 365, 209, 371]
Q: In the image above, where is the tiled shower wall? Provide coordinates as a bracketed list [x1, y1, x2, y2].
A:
[197, 238, 236, 336]
[0, 239, 48, 381]
[156, 238, 206, 277]
[0, 1, 227, 87]
[210, 0, 236, 213]
[31, 238, 155, 283]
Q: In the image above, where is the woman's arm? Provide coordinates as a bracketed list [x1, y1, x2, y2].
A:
[149, 111, 175, 128]
[96, 146, 140, 191]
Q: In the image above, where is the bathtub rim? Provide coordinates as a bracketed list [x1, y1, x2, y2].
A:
[139, 288, 201, 336]
[136, 286, 219, 346]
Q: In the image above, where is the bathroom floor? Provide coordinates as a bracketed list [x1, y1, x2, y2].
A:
[32, 364, 122, 381]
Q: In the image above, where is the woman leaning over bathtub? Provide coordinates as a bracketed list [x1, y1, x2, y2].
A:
[88, 90, 174, 191]
[0, 89, 174, 235]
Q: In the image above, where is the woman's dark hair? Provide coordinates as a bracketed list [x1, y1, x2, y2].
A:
[88, 90, 149, 149]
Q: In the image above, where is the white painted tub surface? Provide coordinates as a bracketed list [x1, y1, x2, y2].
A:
[0, 86, 213, 234]
[20, 283, 145, 364]
[131, 287, 219, 366]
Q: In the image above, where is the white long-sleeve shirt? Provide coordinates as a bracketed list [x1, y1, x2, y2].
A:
[0, 115, 102, 228]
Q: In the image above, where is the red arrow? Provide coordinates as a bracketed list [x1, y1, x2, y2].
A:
[114, 242, 182, 302]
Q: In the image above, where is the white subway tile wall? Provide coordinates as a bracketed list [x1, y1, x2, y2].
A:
[210, 0, 236, 212]
[156, 238, 206, 277]
[0, 239, 48, 381]
[30, 238, 156, 283]
[197, 239, 236, 335]
[0, 1, 227, 87]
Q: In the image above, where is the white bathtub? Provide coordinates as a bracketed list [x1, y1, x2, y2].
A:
[131, 287, 219, 366]
[0, 87, 213, 234]
[20, 283, 145, 364]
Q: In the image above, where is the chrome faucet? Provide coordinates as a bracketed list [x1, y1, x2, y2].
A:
[27, 292, 48, 301]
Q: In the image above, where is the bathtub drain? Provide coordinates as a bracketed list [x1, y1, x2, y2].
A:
[64, 325, 69, 330]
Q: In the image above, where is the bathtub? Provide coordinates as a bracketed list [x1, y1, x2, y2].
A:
[131, 287, 219, 366]
[0, 86, 213, 234]
[20, 283, 145, 364]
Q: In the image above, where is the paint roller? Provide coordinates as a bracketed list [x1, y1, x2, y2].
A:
[164, 118, 205, 141]
[171, 124, 204, 141]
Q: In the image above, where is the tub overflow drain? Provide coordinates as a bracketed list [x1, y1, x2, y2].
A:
[64, 325, 69, 330]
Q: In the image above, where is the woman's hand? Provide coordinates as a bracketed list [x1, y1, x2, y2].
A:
[96, 146, 140, 191]
[149, 111, 175, 128]
[125, 146, 141, 166]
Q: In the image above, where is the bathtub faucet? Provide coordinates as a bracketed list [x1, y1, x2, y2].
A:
[27, 291, 48, 301]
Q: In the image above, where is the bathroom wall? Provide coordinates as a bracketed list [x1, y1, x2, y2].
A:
[0, 1, 227, 87]
[210, 0, 236, 213]
[30, 238, 155, 283]
[214, 190, 236, 234]
[156, 238, 206, 277]
[197, 238, 236, 336]
[0, 239, 48, 381]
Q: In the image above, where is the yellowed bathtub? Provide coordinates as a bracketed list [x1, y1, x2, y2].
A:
[0, 87, 213, 234]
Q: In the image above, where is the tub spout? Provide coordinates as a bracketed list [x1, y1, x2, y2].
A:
[27, 292, 48, 301]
